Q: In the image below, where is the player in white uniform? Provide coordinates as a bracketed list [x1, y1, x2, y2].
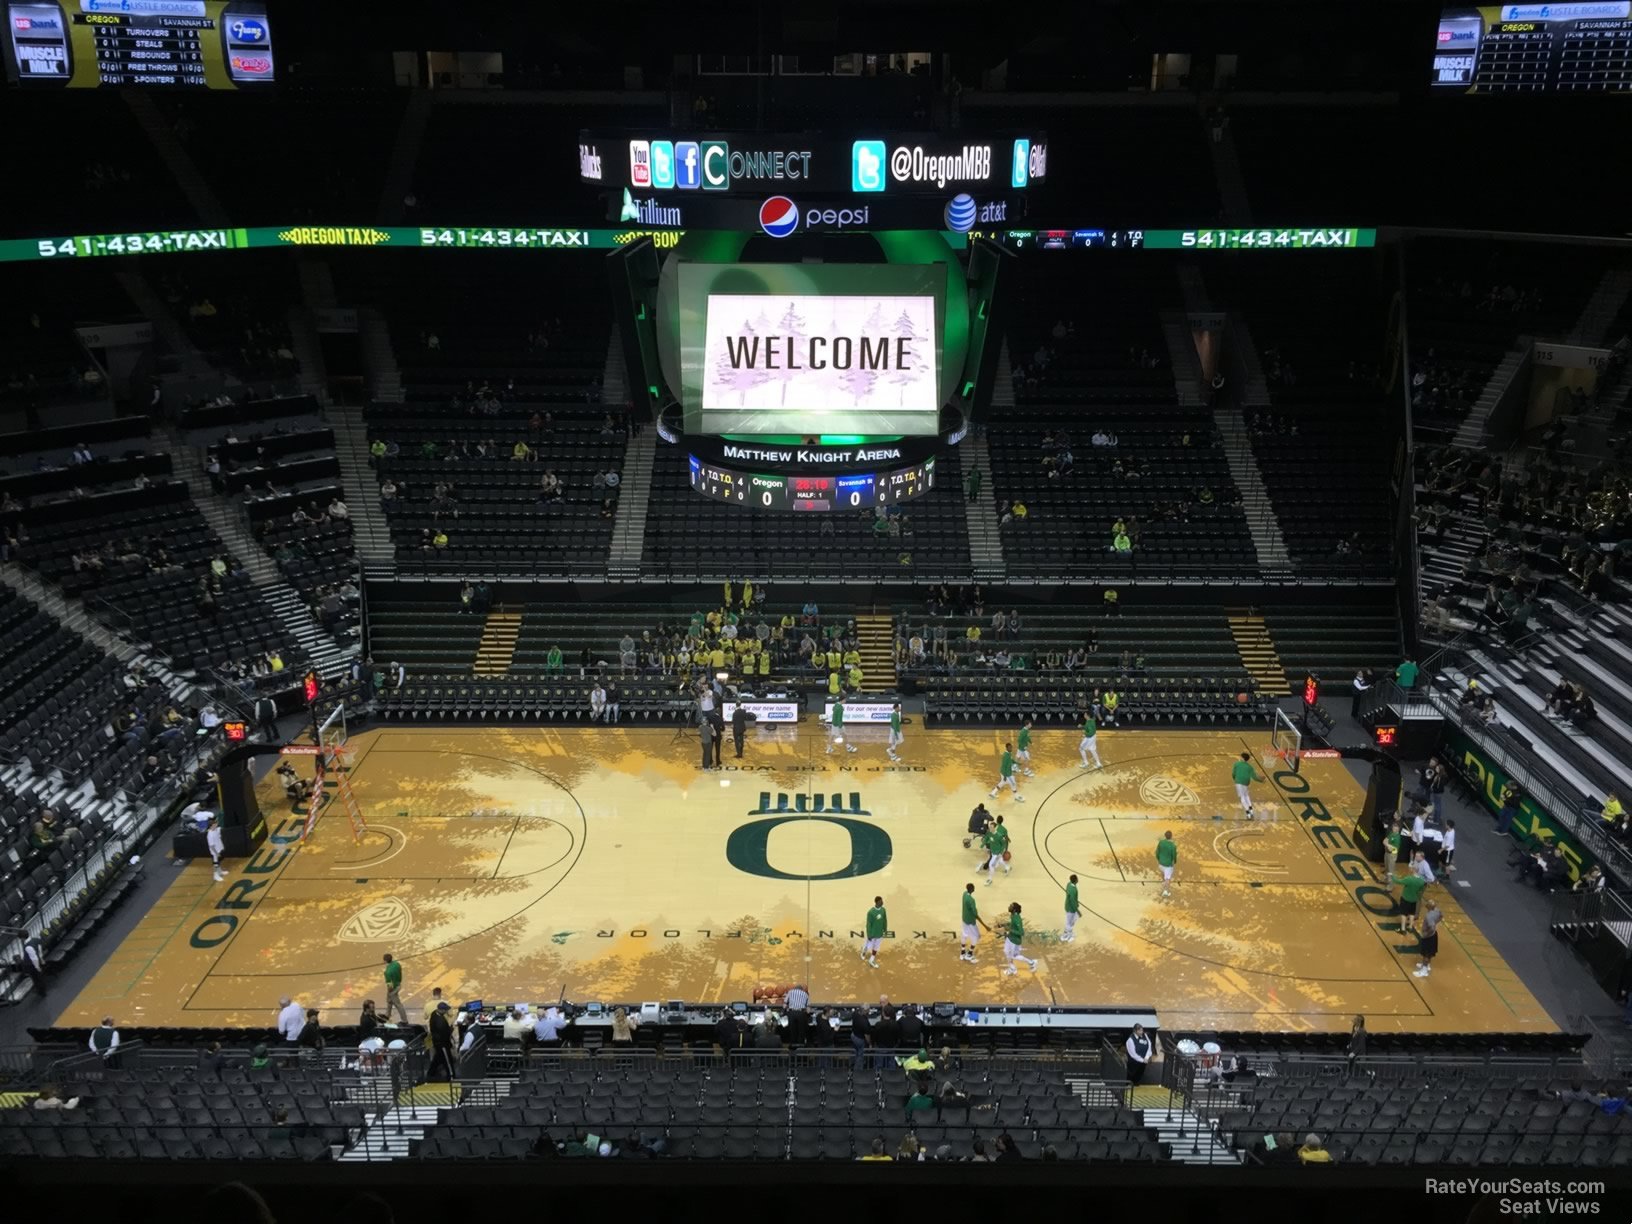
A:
[206, 816, 225, 883]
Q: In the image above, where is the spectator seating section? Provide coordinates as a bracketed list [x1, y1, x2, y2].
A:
[1208, 254, 1397, 572]
[369, 405, 624, 575]
[150, 253, 302, 389]
[14, 483, 305, 676]
[0, 766, 147, 986]
[369, 595, 857, 722]
[985, 409, 1254, 578]
[1262, 607, 1402, 682]
[0, 1064, 363, 1161]
[411, 1060, 1169, 1163]
[367, 593, 1396, 725]
[1413, 448, 1630, 812]
[1215, 1068, 1627, 1168]
[0, 590, 181, 800]
[909, 607, 1259, 725]
[998, 261, 1253, 577]
[217, 426, 341, 498]
[1408, 240, 1606, 441]
[161, 396, 360, 644]
[349, 251, 621, 574]
[0, 264, 142, 415]
[1245, 403, 1394, 572]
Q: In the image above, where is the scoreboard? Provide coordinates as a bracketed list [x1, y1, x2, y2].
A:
[1433, 4, 1632, 92]
[689, 454, 935, 511]
[3, 0, 274, 89]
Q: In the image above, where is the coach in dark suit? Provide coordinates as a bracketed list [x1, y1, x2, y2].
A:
[731, 704, 757, 758]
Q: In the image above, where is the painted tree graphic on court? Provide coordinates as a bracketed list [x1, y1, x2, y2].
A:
[840, 303, 884, 405]
[774, 300, 807, 406]
[890, 305, 924, 406]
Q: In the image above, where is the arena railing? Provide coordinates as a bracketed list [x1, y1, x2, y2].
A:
[1422, 676, 1631, 884]
[0, 1044, 49, 1086]
[500, 1046, 1116, 1076]
[45, 1040, 147, 1079]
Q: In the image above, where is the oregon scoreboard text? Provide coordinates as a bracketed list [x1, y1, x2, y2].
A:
[4, 0, 274, 89]
[689, 452, 935, 512]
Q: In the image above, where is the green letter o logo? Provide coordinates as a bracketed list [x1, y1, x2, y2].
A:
[726, 816, 893, 880]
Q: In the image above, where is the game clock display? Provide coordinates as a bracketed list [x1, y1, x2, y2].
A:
[689, 454, 934, 511]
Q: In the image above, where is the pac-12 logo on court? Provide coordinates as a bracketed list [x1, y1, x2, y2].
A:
[339, 897, 414, 942]
[1140, 776, 1200, 806]
[728, 791, 892, 880]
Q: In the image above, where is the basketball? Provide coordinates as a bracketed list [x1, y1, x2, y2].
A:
[1002, 850, 1012, 862]
[1236, 692, 1250, 705]
[962, 837, 973, 848]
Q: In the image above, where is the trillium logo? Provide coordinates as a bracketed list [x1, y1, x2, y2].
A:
[758, 196, 799, 238]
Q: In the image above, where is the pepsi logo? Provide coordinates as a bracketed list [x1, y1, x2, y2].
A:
[758, 196, 799, 239]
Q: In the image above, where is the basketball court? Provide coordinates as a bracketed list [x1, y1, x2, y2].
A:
[57, 724, 1555, 1035]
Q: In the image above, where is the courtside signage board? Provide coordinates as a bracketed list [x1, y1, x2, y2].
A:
[722, 701, 799, 723]
[820, 702, 896, 723]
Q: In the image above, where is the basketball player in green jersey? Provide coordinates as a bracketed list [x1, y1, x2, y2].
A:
[989, 742, 1024, 801]
[997, 901, 1038, 976]
[959, 883, 986, 963]
[1015, 718, 1035, 776]
[1062, 873, 1082, 942]
[981, 815, 1011, 885]
[1078, 712, 1102, 769]
[861, 895, 887, 968]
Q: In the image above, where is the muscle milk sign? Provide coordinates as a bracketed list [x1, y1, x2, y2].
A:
[702, 294, 937, 414]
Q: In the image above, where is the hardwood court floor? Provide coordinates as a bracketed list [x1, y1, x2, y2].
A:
[58, 726, 1555, 1034]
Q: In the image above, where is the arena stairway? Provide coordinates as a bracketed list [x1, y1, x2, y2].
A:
[960, 430, 1006, 582]
[1225, 612, 1290, 696]
[1141, 1104, 1241, 1166]
[340, 1078, 514, 1162]
[1452, 339, 1531, 451]
[163, 427, 358, 681]
[854, 614, 896, 692]
[473, 610, 523, 677]
[1417, 513, 1485, 605]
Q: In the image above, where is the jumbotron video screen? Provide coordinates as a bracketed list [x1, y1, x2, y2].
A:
[669, 262, 948, 437]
